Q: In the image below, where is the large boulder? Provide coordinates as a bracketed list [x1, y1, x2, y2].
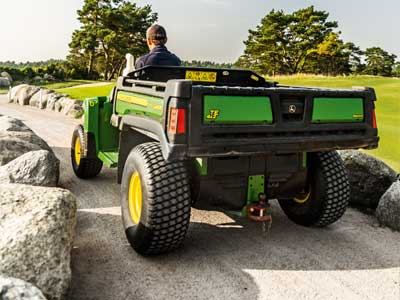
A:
[1, 71, 13, 82]
[46, 93, 63, 111]
[0, 184, 77, 300]
[376, 180, 400, 231]
[14, 85, 40, 106]
[0, 276, 46, 300]
[0, 150, 59, 187]
[0, 116, 52, 166]
[55, 97, 83, 118]
[0, 115, 31, 132]
[0, 77, 10, 87]
[29, 89, 55, 108]
[339, 150, 398, 208]
[8, 84, 28, 103]
[43, 74, 56, 81]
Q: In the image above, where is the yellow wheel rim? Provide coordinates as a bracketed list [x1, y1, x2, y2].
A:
[128, 172, 142, 224]
[74, 137, 81, 165]
[293, 187, 312, 204]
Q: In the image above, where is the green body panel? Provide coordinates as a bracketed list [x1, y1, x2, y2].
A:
[98, 151, 119, 168]
[312, 98, 364, 123]
[115, 91, 164, 120]
[83, 97, 119, 165]
[203, 95, 273, 124]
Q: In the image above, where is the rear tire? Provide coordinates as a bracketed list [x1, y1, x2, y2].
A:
[278, 151, 350, 227]
[121, 142, 192, 255]
[71, 125, 103, 179]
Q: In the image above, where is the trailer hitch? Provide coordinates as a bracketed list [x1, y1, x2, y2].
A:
[247, 193, 272, 235]
[247, 193, 271, 222]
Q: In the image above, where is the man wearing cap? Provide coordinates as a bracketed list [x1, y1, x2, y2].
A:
[135, 24, 181, 69]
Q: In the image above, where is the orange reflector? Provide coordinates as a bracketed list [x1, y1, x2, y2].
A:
[168, 108, 186, 134]
[372, 109, 377, 129]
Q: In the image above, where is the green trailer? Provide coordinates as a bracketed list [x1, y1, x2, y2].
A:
[71, 66, 379, 255]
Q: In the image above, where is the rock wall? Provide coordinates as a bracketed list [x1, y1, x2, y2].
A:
[8, 84, 83, 119]
[0, 115, 77, 300]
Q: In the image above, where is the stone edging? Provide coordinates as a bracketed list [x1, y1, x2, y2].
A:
[8, 84, 83, 119]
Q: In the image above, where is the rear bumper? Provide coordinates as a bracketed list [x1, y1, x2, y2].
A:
[186, 135, 379, 157]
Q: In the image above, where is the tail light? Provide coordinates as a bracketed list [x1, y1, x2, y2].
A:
[168, 108, 186, 134]
[372, 109, 377, 129]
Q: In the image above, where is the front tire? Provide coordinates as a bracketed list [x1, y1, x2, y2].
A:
[121, 142, 192, 255]
[71, 125, 103, 179]
[278, 151, 350, 227]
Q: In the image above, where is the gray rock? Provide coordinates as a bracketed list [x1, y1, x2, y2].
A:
[0, 184, 77, 300]
[0, 116, 52, 166]
[54, 97, 69, 112]
[43, 74, 56, 81]
[8, 85, 28, 103]
[54, 97, 83, 118]
[339, 150, 398, 208]
[0, 115, 31, 132]
[1, 71, 13, 82]
[376, 180, 400, 231]
[0, 276, 46, 300]
[66, 103, 84, 119]
[0, 77, 10, 87]
[14, 85, 40, 106]
[46, 94, 63, 111]
[29, 89, 55, 108]
[0, 150, 59, 187]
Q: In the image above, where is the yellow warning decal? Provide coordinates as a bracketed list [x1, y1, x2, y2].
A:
[186, 70, 217, 82]
[118, 94, 148, 107]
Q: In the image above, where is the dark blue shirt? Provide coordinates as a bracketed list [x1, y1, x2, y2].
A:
[135, 45, 181, 69]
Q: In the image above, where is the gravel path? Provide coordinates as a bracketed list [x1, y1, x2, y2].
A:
[1, 95, 399, 300]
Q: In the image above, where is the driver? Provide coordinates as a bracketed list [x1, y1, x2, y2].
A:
[135, 24, 181, 69]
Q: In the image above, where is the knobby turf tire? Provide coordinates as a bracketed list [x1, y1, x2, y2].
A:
[278, 151, 350, 227]
[71, 125, 103, 179]
[121, 142, 192, 255]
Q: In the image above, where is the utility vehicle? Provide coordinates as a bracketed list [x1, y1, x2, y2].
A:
[71, 63, 379, 255]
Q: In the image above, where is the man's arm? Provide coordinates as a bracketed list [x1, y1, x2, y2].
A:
[135, 56, 146, 69]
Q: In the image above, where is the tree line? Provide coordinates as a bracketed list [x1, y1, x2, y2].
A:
[2, 3, 399, 81]
[236, 6, 400, 77]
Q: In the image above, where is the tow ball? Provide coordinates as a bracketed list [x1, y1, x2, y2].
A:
[246, 193, 272, 223]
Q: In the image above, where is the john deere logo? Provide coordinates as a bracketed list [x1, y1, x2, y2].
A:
[288, 105, 297, 114]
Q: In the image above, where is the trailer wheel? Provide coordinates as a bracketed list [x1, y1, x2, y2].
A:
[278, 151, 350, 227]
[121, 142, 191, 255]
[71, 125, 103, 179]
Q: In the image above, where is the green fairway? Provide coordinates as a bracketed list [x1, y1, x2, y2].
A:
[273, 75, 400, 172]
[55, 83, 115, 101]
[40, 80, 98, 90]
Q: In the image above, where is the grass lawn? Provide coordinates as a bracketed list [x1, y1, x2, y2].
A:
[272, 75, 400, 172]
[55, 83, 115, 101]
[39, 80, 98, 90]
[1, 80, 98, 94]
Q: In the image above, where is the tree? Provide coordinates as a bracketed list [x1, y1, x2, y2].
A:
[303, 32, 363, 75]
[393, 62, 400, 77]
[239, 6, 338, 75]
[68, 0, 157, 80]
[363, 47, 397, 76]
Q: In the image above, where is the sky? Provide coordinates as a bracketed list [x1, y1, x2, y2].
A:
[0, 0, 399, 63]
